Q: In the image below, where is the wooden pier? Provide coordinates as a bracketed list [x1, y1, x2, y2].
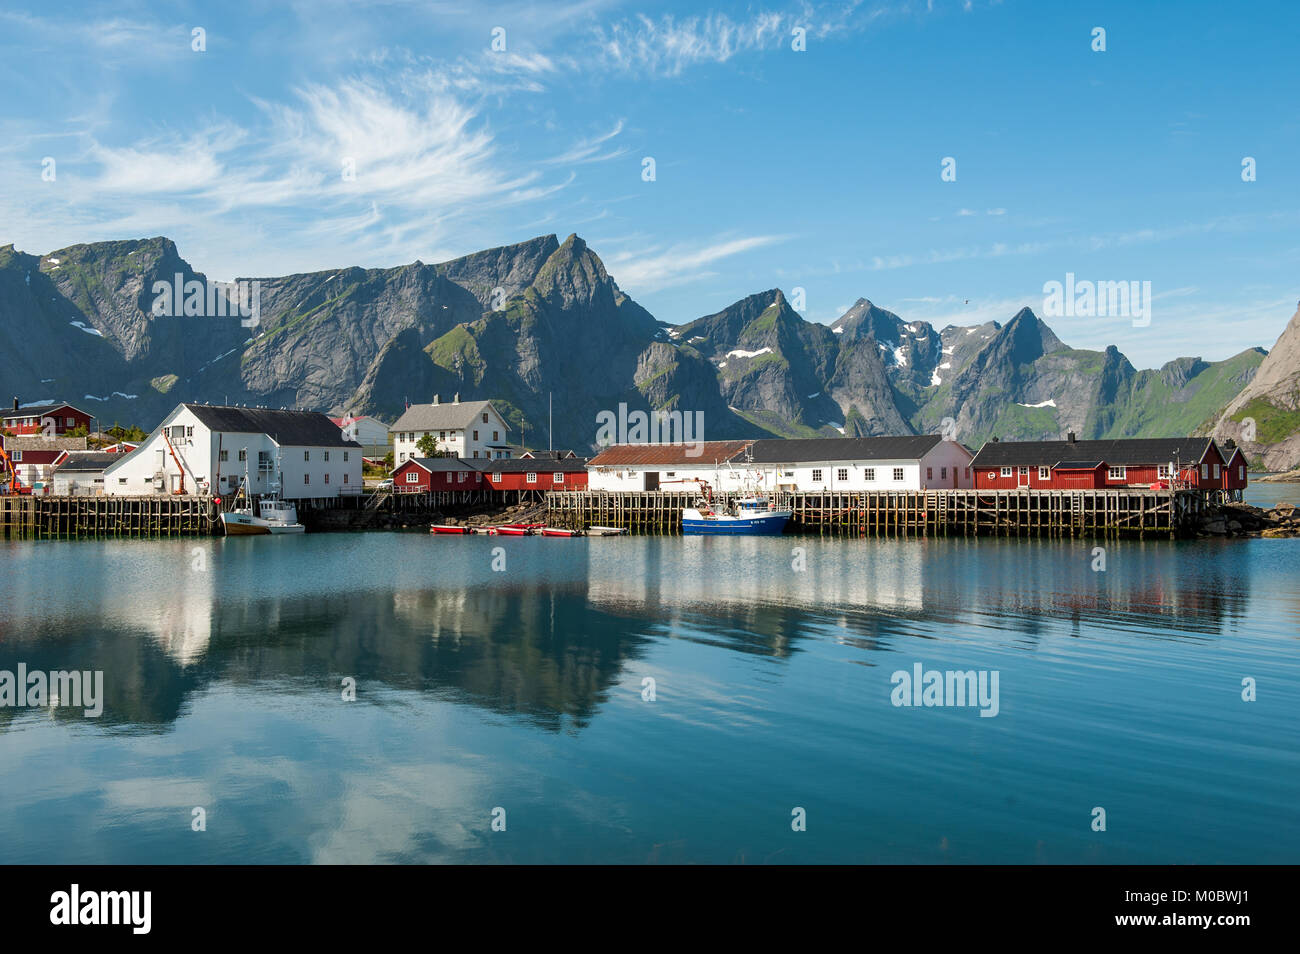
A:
[545, 488, 1207, 538]
[0, 495, 217, 539]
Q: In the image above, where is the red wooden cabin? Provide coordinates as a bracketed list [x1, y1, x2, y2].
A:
[392, 457, 483, 493]
[2, 402, 92, 436]
[971, 435, 1232, 491]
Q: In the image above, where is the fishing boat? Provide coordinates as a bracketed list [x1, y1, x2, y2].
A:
[488, 525, 534, 536]
[430, 524, 473, 534]
[681, 495, 790, 535]
[540, 527, 584, 537]
[219, 454, 305, 536]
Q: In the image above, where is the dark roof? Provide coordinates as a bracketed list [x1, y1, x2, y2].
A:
[588, 441, 753, 467]
[972, 437, 1216, 468]
[519, 449, 577, 459]
[474, 457, 589, 473]
[184, 405, 362, 448]
[401, 457, 477, 472]
[1054, 460, 1105, 469]
[54, 452, 119, 473]
[3, 402, 90, 420]
[748, 435, 948, 463]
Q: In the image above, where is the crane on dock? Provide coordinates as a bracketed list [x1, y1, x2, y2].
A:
[0, 442, 29, 495]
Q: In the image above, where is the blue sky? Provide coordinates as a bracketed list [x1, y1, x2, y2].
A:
[1, 0, 1297, 366]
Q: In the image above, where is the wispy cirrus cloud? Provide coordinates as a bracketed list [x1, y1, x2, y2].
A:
[603, 233, 790, 292]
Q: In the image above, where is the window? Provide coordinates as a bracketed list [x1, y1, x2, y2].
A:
[458, 471, 466, 483]
[926, 467, 933, 480]
[343, 452, 349, 462]
[811, 468, 823, 482]
[219, 450, 229, 462]
[1109, 466, 1126, 480]
[1200, 463, 1208, 480]
[493, 472, 502, 483]
[1000, 467, 1012, 478]
[304, 474, 310, 484]
[238, 450, 247, 462]
[67, 417, 75, 427]
[893, 468, 904, 481]
[482, 413, 489, 423]
[1213, 463, 1220, 479]
[472, 450, 479, 459]
[666, 471, 676, 478]
[186, 426, 193, 437]
[473, 430, 479, 441]
[1238, 465, 1245, 480]
[1019, 467, 1029, 477]
[324, 473, 330, 484]
[10, 450, 20, 462]
[399, 452, 405, 462]
[118, 477, 126, 484]
[837, 468, 849, 481]
[304, 451, 310, 461]
[440, 431, 446, 440]
[324, 451, 330, 462]
[553, 472, 563, 484]
[406, 472, 419, 483]
[1157, 464, 1171, 478]
[445, 473, 453, 484]
[493, 431, 499, 441]
[526, 472, 538, 484]
[344, 474, 349, 484]
[1038, 466, 1050, 480]
[864, 468, 875, 481]
[941, 467, 948, 479]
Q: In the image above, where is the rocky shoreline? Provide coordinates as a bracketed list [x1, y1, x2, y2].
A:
[1196, 502, 1300, 538]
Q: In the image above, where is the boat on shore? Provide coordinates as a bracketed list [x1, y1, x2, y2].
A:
[682, 496, 790, 535]
[430, 524, 473, 534]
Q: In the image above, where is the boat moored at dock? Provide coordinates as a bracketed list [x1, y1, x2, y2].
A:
[682, 496, 791, 535]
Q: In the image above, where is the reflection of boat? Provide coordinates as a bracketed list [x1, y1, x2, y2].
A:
[220, 452, 305, 536]
[430, 525, 473, 534]
[682, 496, 790, 535]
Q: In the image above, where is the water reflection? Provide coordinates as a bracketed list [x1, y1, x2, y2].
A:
[0, 535, 1255, 734]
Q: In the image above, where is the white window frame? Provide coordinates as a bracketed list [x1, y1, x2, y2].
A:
[526, 472, 538, 484]
[1039, 466, 1050, 480]
[811, 468, 823, 482]
[837, 468, 849, 482]
[406, 472, 419, 483]
[1108, 466, 1126, 481]
[553, 472, 563, 484]
[1000, 467, 1012, 478]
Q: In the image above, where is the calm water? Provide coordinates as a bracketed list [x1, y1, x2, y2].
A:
[1, 523, 1298, 864]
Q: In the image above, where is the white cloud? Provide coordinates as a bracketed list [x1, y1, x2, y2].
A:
[604, 234, 788, 291]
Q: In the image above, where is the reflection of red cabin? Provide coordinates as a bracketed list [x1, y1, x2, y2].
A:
[971, 436, 1233, 491]
[393, 457, 483, 493]
[2, 402, 92, 436]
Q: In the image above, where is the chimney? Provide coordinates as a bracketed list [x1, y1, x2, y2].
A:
[992, 436, 999, 443]
[1224, 437, 1237, 449]
[433, 394, 439, 405]
[1067, 431, 1076, 443]
[11, 397, 17, 413]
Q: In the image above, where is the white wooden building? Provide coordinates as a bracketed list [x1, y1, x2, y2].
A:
[331, 414, 390, 456]
[101, 404, 363, 498]
[390, 396, 512, 462]
[586, 436, 975, 493]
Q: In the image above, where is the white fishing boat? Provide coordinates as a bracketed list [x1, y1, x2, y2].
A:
[682, 495, 791, 535]
[219, 453, 305, 536]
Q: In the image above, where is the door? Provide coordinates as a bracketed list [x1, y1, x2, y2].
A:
[1018, 466, 1030, 488]
[644, 471, 659, 491]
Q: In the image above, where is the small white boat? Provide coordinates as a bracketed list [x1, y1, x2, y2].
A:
[221, 498, 305, 535]
[219, 455, 305, 536]
[587, 525, 628, 536]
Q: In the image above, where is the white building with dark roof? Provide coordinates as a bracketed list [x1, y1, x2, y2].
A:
[389, 395, 511, 462]
[101, 404, 363, 498]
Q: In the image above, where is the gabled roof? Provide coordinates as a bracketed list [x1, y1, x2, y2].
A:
[183, 405, 361, 448]
[748, 435, 949, 463]
[972, 437, 1217, 468]
[3, 402, 91, 420]
[398, 457, 479, 473]
[389, 400, 507, 432]
[330, 415, 384, 427]
[519, 449, 577, 459]
[53, 452, 119, 473]
[588, 441, 754, 467]
[474, 457, 589, 473]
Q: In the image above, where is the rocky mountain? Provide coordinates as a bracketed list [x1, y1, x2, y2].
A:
[1211, 302, 1300, 469]
[0, 233, 1287, 463]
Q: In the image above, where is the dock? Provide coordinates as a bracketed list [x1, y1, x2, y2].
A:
[1, 495, 218, 539]
[545, 488, 1207, 538]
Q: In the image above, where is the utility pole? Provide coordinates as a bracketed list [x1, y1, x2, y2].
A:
[548, 392, 552, 452]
